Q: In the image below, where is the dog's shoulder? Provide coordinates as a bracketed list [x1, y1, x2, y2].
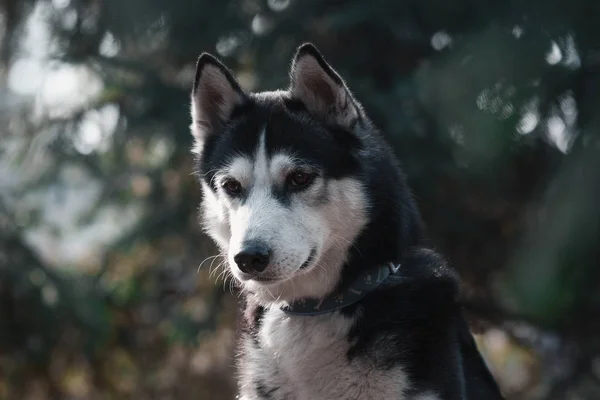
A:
[388, 247, 461, 301]
[343, 247, 460, 361]
[344, 247, 460, 325]
[343, 248, 503, 399]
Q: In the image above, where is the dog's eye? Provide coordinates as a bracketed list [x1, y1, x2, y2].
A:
[223, 179, 242, 195]
[288, 171, 314, 188]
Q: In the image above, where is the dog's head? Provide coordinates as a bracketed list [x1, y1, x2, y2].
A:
[191, 44, 376, 304]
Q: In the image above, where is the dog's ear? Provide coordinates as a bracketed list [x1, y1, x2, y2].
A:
[191, 53, 245, 150]
[289, 43, 360, 129]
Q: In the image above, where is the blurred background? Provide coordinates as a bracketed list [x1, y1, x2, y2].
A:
[1, 0, 599, 399]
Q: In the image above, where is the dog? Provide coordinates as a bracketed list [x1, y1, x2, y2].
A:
[190, 43, 504, 399]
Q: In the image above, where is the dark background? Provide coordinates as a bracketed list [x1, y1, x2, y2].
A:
[1, 0, 600, 398]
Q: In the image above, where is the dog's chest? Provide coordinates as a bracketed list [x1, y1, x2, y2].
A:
[240, 308, 408, 400]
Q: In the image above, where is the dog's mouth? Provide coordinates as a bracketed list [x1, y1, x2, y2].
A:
[238, 248, 318, 284]
[248, 275, 278, 283]
[236, 272, 278, 283]
[299, 248, 316, 270]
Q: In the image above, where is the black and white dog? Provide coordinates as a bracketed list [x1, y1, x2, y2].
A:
[190, 43, 504, 399]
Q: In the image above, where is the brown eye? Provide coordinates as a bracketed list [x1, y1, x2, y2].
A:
[289, 171, 313, 188]
[223, 180, 242, 195]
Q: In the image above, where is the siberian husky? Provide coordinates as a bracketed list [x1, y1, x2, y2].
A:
[190, 43, 503, 399]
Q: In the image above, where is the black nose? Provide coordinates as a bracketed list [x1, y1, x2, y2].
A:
[234, 243, 271, 273]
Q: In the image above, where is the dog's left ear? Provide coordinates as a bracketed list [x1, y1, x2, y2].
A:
[289, 43, 360, 129]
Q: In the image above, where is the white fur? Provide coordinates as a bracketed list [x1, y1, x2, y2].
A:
[201, 126, 369, 305]
[200, 180, 230, 250]
[239, 308, 409, 400]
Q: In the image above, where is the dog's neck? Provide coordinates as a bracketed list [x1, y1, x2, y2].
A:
[281, 262, 401, 316]
[242, 243, 351, 307]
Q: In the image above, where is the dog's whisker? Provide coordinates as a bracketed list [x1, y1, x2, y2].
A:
[209, 258, 227, 279]
[329, 234, 363, 258]
[208, 260, 219, 277]
[215, 263, 229, 283]
[197, 254, 222, 273]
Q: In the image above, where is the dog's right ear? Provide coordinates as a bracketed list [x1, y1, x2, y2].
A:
[190, 53, 245, 151]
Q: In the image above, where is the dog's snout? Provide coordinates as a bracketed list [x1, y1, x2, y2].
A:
[234, 243, 271, 273]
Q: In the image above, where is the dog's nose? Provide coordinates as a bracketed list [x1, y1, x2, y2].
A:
[234, 243, 271, 273]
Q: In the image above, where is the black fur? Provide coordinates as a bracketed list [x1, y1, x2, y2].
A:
[342, 249, 502, 399]
[197, 95, 362, 203]
[192, 52, 245, 98]
[194, 44, 504, 399]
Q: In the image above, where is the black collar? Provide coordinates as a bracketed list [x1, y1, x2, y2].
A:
[280, 262, 400, 316]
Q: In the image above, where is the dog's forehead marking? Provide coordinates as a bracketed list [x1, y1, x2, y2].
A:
[251, 125, 297, 186]
[221, 125, 296, 189]
[253, 125, 270, 184]
[220, 124, 303, 198]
